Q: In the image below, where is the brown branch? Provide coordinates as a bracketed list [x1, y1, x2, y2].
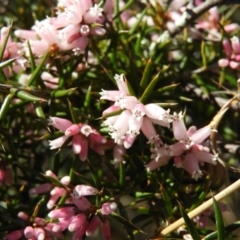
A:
[169, 0, 240, 38]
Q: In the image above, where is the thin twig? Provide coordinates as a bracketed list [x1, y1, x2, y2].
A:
[169, 0, 240, 38]
[160, 179, 240, 236]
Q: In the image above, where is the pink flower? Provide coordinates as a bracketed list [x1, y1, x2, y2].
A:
[101, 74, 172, 148]
[218, 37, 240, 71]
[48, 117, 108, 161]
[47, 183, 116, 238]
[29, 170, 70, 209]
[195, 7, 239, 41]
[146, 112, 217, 180]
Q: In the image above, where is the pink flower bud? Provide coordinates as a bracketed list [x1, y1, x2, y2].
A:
[65, 124, 80, 137]
[101, 220, 111, 240]
[218, 59, 229, 68]
[224, 23, 239, 33]
[17, 211, 29, 221]
[102, 105, 121, 116]
[60, 176, 70, 186]
[68, 214, 87, 232]
[229, 61, 240, 69]
[72, 196, 91, 211]
[73, 185, 98, 197]
[85, 216, 101, 236]
[29, 183, 53, 194]
[50, 186, 66, 196]
[24, 226, 34, 239]
[101, 202, 117, 215]
[34, 227, 45, 240]
[47, 194, 60, 209]
[48, 207, 75, 219]
[231, 36, 240, 54]
[45, 170, 58, 179]
[222, 38, 232, 56]
[72, 221, 88, 240]
[52, 217, 72, 232]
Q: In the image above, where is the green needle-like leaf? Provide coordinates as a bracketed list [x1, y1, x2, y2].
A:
[179, 204, 201, 240]
[213, 197, 225, 240]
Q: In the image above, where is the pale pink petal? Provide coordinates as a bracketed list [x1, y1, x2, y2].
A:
[68, 214, 87, 232]
[79, 136, 88, 161]
[190, 125, 211, 144]
[73, 185, 98, 197]
[145, 156, 171, 171]
[49, 117, 73, 132]
[86, 216, 101, 236]
[114, 74, 129, 94]
[183, 152, 202, 180]
[72, 134, 82, 154]
[101, 220, 111, 240]
[49, 135, 69, 149]
[172, 113, 187, 140]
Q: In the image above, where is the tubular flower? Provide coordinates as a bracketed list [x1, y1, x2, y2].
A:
[146, 112, 217, 180]
[14, 0, 109, 56]
[218, 36, 240, 70]
[47, 185, 116, 239]
[100, 74, 172, 149]
[48, 117, 109, 161]
[29, 170, 71, 209]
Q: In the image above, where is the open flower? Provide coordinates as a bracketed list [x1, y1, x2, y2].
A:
[101, 74, 172, 149]
[146, 113, 217, 180]
[48, 117, 108, 161]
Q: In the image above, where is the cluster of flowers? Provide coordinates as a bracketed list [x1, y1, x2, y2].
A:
[1, 0, 112, 89]
[5, 171, 116, 240]
[218, 36, 240, 70]
[15, 0, 110, 57]
[99, 74, 218, 180]
[48, 117, 113, 161]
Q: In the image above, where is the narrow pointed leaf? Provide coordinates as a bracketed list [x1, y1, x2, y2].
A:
[0, 93, 13, 120]
[10, 88, 47, 102]
[67, 98, 77, 124]
[140, 58, 153, 92]
[179, 204, 201, 240]
[118, 202, 134, 239]
[0, 25, 11, 61]
[34, 102, 46, 119]
[26, 40, 36, 71]
[123, 75, 136, 96]
[51, 88, 77, 98]
[213, 197, 225, 240]
[0, 58, 17, 69]
[160, 185, 173, 218]
[27, 51, 49, 87]
[119, 161, 125, 187]
[139, 72, 160, 103]
[101, 109, 123, 119]
[84, 85, 91, 107]
[157, 83, 179, 94]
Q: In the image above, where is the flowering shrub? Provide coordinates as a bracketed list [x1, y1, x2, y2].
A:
[1, 0, 240, 239]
